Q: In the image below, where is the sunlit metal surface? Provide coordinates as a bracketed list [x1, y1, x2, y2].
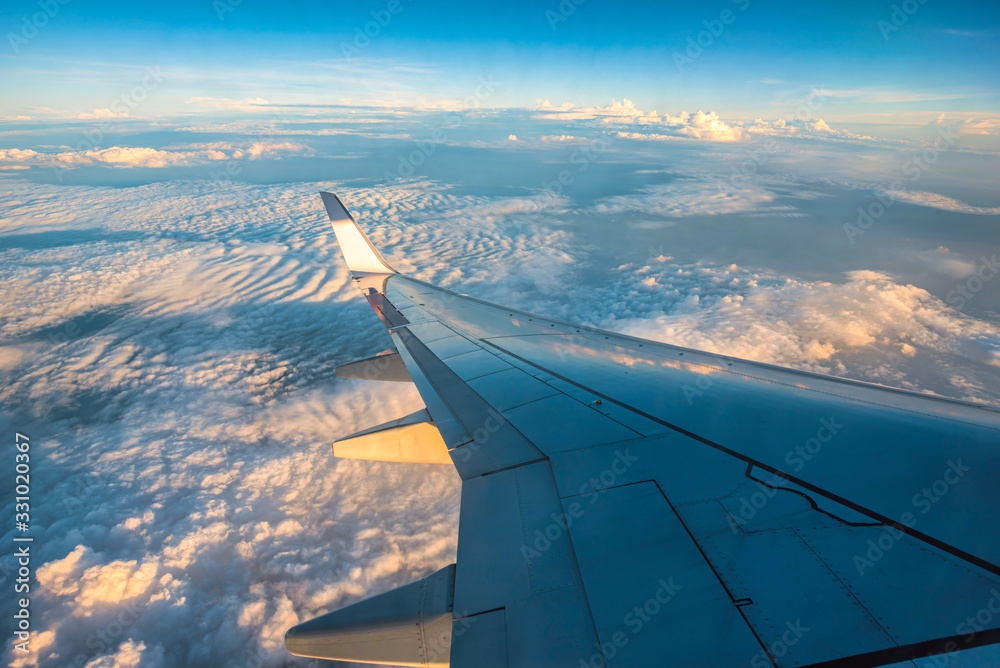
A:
[289, 193, 1000, 668]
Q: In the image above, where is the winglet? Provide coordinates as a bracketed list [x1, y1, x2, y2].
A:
[320, 192, 396, 275]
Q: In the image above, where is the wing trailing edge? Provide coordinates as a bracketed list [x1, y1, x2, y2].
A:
[333, 408, 452, 464]
[285, 563, 456, 666]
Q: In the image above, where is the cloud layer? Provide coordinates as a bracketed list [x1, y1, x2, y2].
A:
[0, 142, 314, 170]
[531, 98, 869, 143]
[0, 179, 585, 667]
[1, 160, 997, 667]
[588, 261, 1000, 400]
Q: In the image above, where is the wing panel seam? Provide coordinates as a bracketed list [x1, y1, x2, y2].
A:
[483, 339, 1000, 577]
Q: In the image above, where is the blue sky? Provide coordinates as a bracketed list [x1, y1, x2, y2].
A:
[2, 0, 999, 122]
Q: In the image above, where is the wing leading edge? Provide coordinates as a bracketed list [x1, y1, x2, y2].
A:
[285, 192, 1000, 668]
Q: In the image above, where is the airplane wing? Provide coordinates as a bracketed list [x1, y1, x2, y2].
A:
[285, 192, 1000, 667]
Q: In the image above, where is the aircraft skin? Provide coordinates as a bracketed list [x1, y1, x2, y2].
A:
[284, 192, 1000, 668]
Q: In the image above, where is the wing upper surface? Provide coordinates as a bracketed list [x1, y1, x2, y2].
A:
[320, 193, 1000, 668]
